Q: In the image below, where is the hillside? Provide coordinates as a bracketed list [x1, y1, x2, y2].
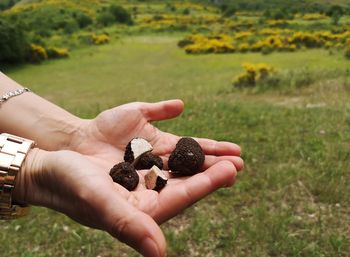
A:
[197, 0, 350, 10]
[1, 0, 350, 64]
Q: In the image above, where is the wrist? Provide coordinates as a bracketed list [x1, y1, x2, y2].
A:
[12, 148, 48, 205]
[0, 72, 86, 151]
[39, 115, 87, 151]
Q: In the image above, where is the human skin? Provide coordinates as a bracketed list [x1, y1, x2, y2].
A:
[1, 72, 244, 257]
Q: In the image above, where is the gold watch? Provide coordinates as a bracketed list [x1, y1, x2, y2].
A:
[0, 133, 35, 219]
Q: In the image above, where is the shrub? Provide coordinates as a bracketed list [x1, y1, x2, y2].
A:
[166, 3, 176, 12]
[46, 47, 69, 59]
[74, 12, 93, 28]
[110, 5, 133, 25]
[182, 8, 191, 15]
[28, 44, 48, 63]
[331, 12, 341, 25]
[233, 63, 277, 88]
[272, 9, 293, 20]
[0, 18, 29, 63]
[178, 38, 194, 48]
[97, 5, 133, 26]
[92, 34, 110, 45]
[182, 34, 235, 54]
[345, 47, 350, 59]
[326, 5, 346, 17]
[261, 46, 274, 55]
[302, 13, 328, 21]
[63, 20, 79, 34]
[97, 11, 115, 26]
[222, 6, 236, 17]
[238, 43, 250, 52]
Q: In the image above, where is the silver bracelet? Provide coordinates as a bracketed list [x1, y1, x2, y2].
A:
[0, 88, 31, 105]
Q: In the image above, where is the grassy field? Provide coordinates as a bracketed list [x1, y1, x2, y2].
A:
[1, 35, 350, 257]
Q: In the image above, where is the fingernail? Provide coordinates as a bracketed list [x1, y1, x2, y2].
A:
[140, 237, 160, 257]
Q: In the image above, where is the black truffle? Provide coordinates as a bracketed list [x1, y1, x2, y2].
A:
[109, 162, 139, 191]
[124, 137, 153, 163]
[145, 165, 168, 191]
[168, 137, 205, 176]
[135, 152, 163, 170]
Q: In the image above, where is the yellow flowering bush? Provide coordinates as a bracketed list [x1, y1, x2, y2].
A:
[47, 47, 69, 58]
[238, 43, 250, 52]
[138, 14, 221, 31]
[233, 63, 277, 88]
[180, 34, 235, 54]
[302, 13, 328, 21]
[28, 44, 48, 63]
[265, 19, 288, 26]
[178, 27, 350, 55]
[4, 0, 102, 17]
[92, 34, 110, 45]
[290, 32, 323, 48]
[234, 31, 253, 40]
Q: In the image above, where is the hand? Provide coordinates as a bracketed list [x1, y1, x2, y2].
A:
[14, 100, 243, 257]
[70, 99, 243, 172]
[14, 148, 239, 257]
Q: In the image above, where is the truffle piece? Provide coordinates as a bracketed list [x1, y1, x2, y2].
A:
[135, 152, 163, 170]
[144, 165, 168, 191]
[168, 137, 205, 176]
[109, 162, 139, 191]
[124, 137, 153, 164]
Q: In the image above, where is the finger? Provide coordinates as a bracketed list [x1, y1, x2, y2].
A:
[140, 99, 184, 121]
[98, 188, 166, 257]
[194, 138, 242, 156]
[203, 155, 244, 171]
[160, 155, 244, 172]
[153, 161, 237, 223]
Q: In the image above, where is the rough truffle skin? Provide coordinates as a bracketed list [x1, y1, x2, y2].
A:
[154, 177, 167, 192]
[168, 137, 205, 176]
[109, 162, 139, 191]
[124, 142, 134, 163]
[135, 152, 163, 170]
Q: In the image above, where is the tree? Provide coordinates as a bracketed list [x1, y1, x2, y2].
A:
[97, 5, 134, 26]
[74, 12, 93, 28]
[109, 5, 133, 25]
[0, 18, 29, 63]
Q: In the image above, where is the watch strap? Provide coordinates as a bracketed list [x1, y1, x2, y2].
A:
[0, 133, 35, 219]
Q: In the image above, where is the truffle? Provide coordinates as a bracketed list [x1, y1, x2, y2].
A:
[135, 152, 163, 170]
[168, 137, 205, 176]
[109, 162, 139, 191]
[124, 137, 153, 163]
[144, 165, 168, 191]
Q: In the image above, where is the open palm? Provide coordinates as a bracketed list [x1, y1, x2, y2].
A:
[73, 100, 243, 171]
[59, 99, 243, 256]
[21, 148, 239, 257]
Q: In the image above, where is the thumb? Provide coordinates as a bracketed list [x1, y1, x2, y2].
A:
[139, 99, 184, 121]
[101, 192, 166, 257]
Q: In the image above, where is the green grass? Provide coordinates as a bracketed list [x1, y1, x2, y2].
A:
[1, 35, 350, 257]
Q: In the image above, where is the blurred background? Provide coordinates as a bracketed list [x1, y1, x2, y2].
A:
[1, 0, 350, 256]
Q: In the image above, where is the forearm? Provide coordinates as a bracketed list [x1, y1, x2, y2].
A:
[0, 72, 83, 150]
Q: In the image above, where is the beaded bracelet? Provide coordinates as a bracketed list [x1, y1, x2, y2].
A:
[0, 88, 31, 105]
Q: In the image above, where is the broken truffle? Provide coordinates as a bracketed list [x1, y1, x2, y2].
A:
[109, 162, 139, 191]
[135, 152, 163, 170]
[144, 165, 168, 191]
[124, 137, 153, 163]
[168, 137, 205, 176]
